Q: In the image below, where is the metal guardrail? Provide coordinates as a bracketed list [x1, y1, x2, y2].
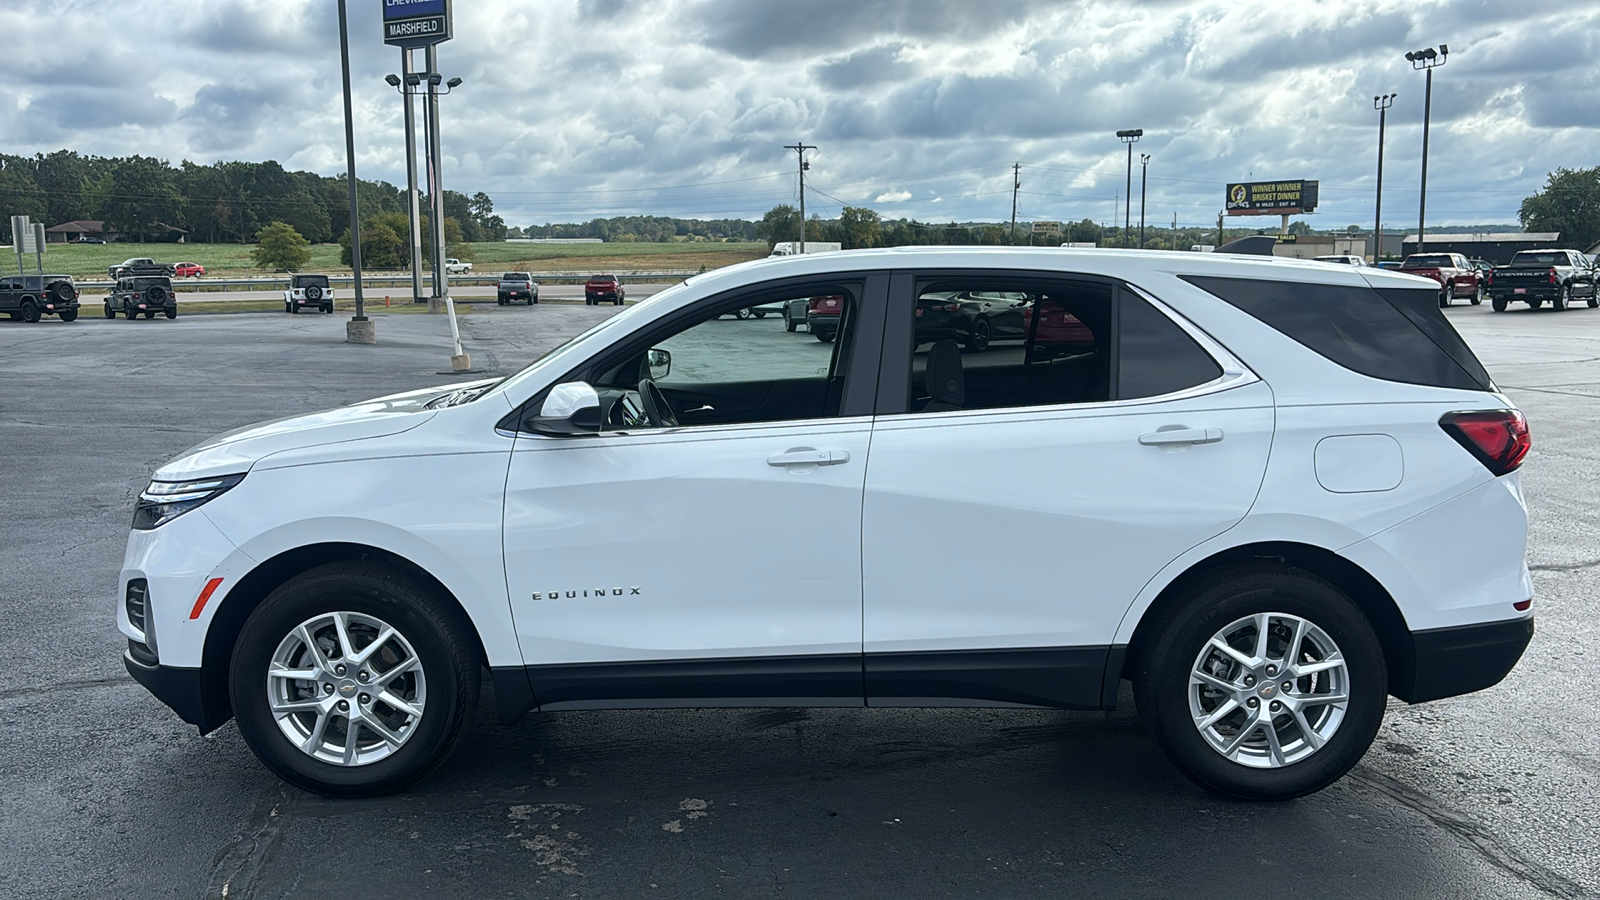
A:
[73, 271, 697, 292]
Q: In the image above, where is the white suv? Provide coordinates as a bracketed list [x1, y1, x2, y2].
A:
[119, 248, 1534, 799]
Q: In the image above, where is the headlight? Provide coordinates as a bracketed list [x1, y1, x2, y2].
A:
[133, 474, 246, 530]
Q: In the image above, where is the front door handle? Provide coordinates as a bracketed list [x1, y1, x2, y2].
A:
[1139, 427, 1224, 446]
[767, 448, 851, 467]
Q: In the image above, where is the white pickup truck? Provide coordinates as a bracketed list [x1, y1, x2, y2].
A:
[443, 258, 473, 275]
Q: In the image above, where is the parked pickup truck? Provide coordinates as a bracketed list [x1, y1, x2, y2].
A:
[584, 274, 625, 306]
[443, 258, 472, 275]
[1487, 249, 1599, 312]
[1398, 253, 1482, 307]
[496, 272, 538, 305]
[109, 257, 176, 279]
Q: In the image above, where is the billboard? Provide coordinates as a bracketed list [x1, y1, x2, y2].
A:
[1225, 180, 1319, 216]
[383, 0, 452, 47]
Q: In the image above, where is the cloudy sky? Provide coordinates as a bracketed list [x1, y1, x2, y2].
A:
[4, 0, 1596, 230]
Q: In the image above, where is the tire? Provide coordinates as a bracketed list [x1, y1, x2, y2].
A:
[324, 304, 333, 314]
[60, 308, 78, 322]
[228, 561, 480, 797]
[165, 307, 177, 319]
[784, 309, 797, 332]
[49, 282, 76, 305]
[735, 308, 753, 319]
[815, 329, 835, 343]
[965, 318, 991, 352]
[1553, 284, 1570, 311]
[144, 310, 156, 319]
[1437, 288, 1450, 308]
[1472, 282, 1484, 305]
[1132, 565, 1386, 801]
[124, 308, 140, 320]
[1529, 298, 1544, 310]
[1590, 288, 1599, 310]
[1491, 296, 1508, 313]
[291, 302, 300, 314]
[529, 296, 536, 305]
[615, 297, 623, 306]
[20, 301, 40, 323]
[753, 310, 768, 318]
[496, 296, 505, 306]
[104, 302, 116, 319]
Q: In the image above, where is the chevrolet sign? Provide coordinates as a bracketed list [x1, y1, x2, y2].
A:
[383, 0, 452, 48]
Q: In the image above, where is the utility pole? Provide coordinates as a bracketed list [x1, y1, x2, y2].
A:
[1216, 210, 1224, 250]
[1009, 162, 1021, 244]
[423, 45, 467, 371]
[784, 142, 815, 253]
[337, 0, 372, 343]
[401, 56, 424, 304]
[1139, 153, 1151, 249]
[1373, 92, 1396, 262]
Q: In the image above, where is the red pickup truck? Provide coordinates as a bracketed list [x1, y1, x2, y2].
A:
[584, 274, 625, 306]
[1398, 253, 1484, 307]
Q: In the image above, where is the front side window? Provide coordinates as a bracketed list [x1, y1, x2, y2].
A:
[588, 284, 861, 428]
[894, 276, 1221, 415]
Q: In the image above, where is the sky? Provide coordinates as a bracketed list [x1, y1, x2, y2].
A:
[3, 0, 1596, 230]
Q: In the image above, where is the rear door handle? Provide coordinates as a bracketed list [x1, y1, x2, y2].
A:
[1139, 428, 1224, 446]
[767, 449, 851, 467]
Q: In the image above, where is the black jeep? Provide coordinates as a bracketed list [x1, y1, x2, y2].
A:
[105, 269, 178, 320]
[0, 274, 80, 322]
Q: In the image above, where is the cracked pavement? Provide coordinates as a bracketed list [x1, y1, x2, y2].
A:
[0, 300, 1596, 899]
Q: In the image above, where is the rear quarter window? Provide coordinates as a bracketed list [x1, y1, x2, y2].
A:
[1180, 275, 1493, 392]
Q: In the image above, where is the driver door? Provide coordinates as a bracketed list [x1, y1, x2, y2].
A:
[502, 275, 886, 708]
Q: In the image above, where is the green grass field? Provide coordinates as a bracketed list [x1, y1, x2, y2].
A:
[31, 241, 769, 280]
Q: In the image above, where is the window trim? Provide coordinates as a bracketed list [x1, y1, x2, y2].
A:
[875, 268, 1256, 418]
[500, 271, 890, 435]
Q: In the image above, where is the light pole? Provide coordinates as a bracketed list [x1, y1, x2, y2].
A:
[1405, 45, 1447, 254]
[1139, 153, 1151, 249]
[384, 69, 426, 305]
[1373, 92, 1396, 262]
[336, 0, 372, 343]
[1116, 129, 1143, 248]
[421, 53, 467, 370]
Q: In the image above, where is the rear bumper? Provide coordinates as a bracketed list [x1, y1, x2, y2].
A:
[124, 650, 231, 734]
[1392, 617, 1532, 703]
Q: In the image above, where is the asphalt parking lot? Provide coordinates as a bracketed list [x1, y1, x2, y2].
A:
[2, 300, 1597, 899]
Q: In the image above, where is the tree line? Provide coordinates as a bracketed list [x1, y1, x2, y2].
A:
[0, 150, 507, 245]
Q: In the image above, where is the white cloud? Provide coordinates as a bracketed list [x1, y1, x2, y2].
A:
[2, 0, 1596, 227]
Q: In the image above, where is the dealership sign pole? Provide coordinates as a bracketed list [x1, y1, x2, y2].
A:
[384, 0, 470, 372]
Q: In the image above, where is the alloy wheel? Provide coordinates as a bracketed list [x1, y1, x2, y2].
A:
[1188, 612, 1349, 769]
[266, 610, 428, 767]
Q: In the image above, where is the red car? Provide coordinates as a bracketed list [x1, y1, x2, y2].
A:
[584, 274, 625, 306]
[1398, 253, 1482, 307]
[173, 262, 206, 278]
[807, 295, 844, 342]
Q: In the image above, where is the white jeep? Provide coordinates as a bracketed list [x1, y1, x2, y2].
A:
[283, 274, 334, 314]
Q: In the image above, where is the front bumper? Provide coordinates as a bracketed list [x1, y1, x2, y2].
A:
[1392, 616, 1533, 703]
[124, 649, 231, 733]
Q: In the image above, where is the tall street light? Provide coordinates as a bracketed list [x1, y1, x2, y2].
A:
[1139, 153, 1151, 249]
[1116, 129, 1143, 248]
[1405, 45, 1447, 254]
[421, 51, 467, 371]
[1373, 92, 1396, 262]
[384, 69, 425, 305]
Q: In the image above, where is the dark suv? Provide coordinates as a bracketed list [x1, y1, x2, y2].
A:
[1, 274, 80, 322]
[106, 271, 178, 320]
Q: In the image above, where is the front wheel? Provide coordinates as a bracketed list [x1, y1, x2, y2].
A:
[1132, 566, 1386, 801]
[1438, 288, 1450, 308]
[783, 309, 797, 332]
[1472, 282, 1484, 305]
[20, 301, 40, 323]
[104, 302, 116, 319]
[229, 562, 480, 797]
[1553, 284, 1570, 311]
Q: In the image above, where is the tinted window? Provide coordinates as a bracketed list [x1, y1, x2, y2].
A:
[1119, 294, 1223, 399]
[1182, 276, 1492, 391]
[1402, 255, 1452, 268]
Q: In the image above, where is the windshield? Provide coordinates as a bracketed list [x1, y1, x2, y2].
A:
[1402, 255, 1452, 268]
[486, 280, 694, 400]
[1511, 252, 1565, 266]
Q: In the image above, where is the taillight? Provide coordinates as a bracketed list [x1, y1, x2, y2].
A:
[1486, 270, 1493, 284]
[1440, 410, 1530, 476]
[1549, 269, 1558, 284]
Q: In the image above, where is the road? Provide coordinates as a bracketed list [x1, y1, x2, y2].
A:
[76, 283, 677, 304]
[0, 300, 1596, 899]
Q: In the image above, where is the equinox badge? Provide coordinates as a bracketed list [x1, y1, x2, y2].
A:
[531, 587, 641, 601]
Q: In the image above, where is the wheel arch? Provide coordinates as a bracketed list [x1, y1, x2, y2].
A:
[1121, 541, 1415, 696]
[198, 542, 491, 729]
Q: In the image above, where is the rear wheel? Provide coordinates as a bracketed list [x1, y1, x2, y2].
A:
[1589, 287, 1599, 309]
[1491, 296, 1508, 312]
[291, 302, 300, 314]
[124, 308, 140, 320]
[144, 310, 156, 319]
[753, 309, 768, 318]
[815, 329, 835, 343]
[735, 308, 753, 319]
[1133, 566, 1386, 801]
[229, 562, 480, 797]
[965, 317, 992, 352]
[60, 309, 78, 322]
[165, 307, 177, 319]
[1530, 298, 1544, 310]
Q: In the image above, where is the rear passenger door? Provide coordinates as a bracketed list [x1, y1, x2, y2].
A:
[860, 272, 1274, 709]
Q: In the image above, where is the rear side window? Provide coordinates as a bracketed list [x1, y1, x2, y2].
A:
[1119, 293, 1223, 399]
[1181, 276, 1493, 391]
